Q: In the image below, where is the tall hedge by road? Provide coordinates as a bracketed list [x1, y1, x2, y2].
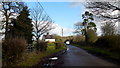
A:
[95, 35, 120, 52]
[35, 41, 47, 52]
[2, 37, 27, 66]
[86, 29, 97, 43]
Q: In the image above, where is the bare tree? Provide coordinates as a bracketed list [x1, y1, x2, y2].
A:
[31, 3, 54, 43]
[0, 2, 24, 39]
[101, 20, 116, 36]
[85, 2, 119, 35]
[74, 22, 83, 35]
[85, 2, 120, 19]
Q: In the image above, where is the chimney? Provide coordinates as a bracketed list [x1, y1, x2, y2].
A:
[47, 32, 49, 35]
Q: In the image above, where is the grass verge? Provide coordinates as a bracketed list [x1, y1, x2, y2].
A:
[17, 45, 66, 66]
[72, 44, 120, 64]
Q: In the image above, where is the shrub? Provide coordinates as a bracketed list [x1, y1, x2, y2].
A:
[55, 42, 64, 49]
[35, 41, 47, 52]
[47, 42, 55, 46]
[86, 29, 97, 43]
[2, 37, 26, 66]
[73, 35, 85, 44]
[95, 35, 120, 52]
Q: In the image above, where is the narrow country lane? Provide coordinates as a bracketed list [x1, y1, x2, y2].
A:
[59, 45, 117, 66]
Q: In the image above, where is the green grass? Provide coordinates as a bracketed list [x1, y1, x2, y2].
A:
[47, 43, 55, 46]
[72, 44, 120, 60]
[17, 44, 66, 66]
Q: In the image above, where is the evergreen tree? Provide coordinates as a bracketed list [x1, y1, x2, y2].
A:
[10, 6, 33, 44]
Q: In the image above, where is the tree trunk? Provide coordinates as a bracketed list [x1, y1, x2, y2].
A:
[85, 25, 88, 43]
[5, 13, 9, 40]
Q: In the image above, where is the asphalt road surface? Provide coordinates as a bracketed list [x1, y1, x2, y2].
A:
[59, 45, 117, 66]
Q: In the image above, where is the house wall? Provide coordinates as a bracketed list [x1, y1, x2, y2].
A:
[45, 39, 55, 42]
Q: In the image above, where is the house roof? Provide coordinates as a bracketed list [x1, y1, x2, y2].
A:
[43, 35, 54, 39]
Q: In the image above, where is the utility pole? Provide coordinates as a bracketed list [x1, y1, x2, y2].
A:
[61, 28, 63, 41]
[62, 28, 63, 37]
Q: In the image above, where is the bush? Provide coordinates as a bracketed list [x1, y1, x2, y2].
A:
[55, 42, 64, 49]
[95, 35, 120, 52]
[35, 41, 47, 52]
[73, 35, 85, 44]
[86, 29, 97, 43]
[2, 37, 26, 66]
[47, 42, 55, 46]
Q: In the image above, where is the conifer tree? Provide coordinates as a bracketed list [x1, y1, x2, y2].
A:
[10, 6, 33, 44]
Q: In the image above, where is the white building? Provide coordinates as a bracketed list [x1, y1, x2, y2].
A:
[42, 33, 55, 42]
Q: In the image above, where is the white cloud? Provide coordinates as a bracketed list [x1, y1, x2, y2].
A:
[96, 26, 102, 36]
[111, 10, 120, 15]
[69, 2, 81, 7]
[117, 22, 120, 34]
[0, 12, 4, 40]
[49, 23, 75, 36]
